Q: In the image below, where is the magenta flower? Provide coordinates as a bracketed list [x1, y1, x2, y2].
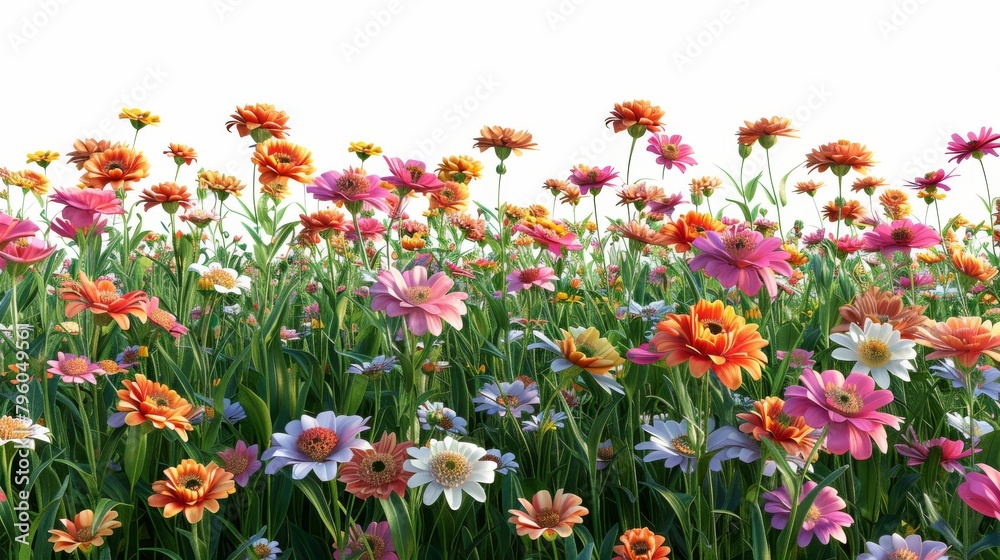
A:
[762, 481, 853, 547]
[50, 188, 124, 228]
[894, 427, 978, 474]
[0, 212, 39, 249]
[905, 169, 958, 192]
[511, 218, 583, 256]
[644, 192, 685, 219]
[382, 156, 445, 194]
[306, 167, 391, 213]
[567, 164, 619, 195]
[784, 369, 903, 460]
[46, 352, 102, 385]
[646, 133, 697, 172]
[217, 440, 261, 487]
[370, 266, 468, 336]
[334, 521, 397, 560]
[345, 217, 386, 242]
[861, 218, 940, 256]
[0, 237, 56, 271]
[49, 216, 107, 240]
[146, 297, 188, 339]
[689, 226, 793, 299]
[506, 267, 558, 293]
[947, 127, 1000, 164]
[958, 463, 1000, 519]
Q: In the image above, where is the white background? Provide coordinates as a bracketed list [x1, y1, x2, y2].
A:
[1, 0, 997, 231]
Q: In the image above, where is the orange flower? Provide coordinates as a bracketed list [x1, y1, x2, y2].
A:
[851, 176, 886, 194]
[401, 234, 426, 250]
[119, 107, 160, 127]
[113, 374, 194, 440]
[472, 126, 537, 157]
[197, 170, 246, 199]
[784, 244, 808, 267]
[832, 287, 931, 340]
[548, 327, 625, 377]
[657, 211, 724, 253]
[558, 183, 583, 206]
[805, 139, 876, 176]
[793, 180, 823, 196]
[338, 431, 413, 500]
[83, 146, 151, 191]
[917, 249, 947, 264]
[48, 509, 121, 554]
[737, 396, 817, 459]
[689, 176, 721, 197]
[139, 182, 194, 213]
[252, 140, 315, 186]
[60, 271, 148, 330]
[508, 489, 588, 541]
[428, 180, 470, 215]
[608, 220, 669, 246]
[606, 100, 665, 135]
[147, 459, 236, 523]
[649, 300, 768, 390]
[737, 116, 797, 147]
[66, 138, 120, 170]
[951, 249, 998, 282]
[436, 155, 483, 183]
[164, 143, 198, 166]
[225, 103, 290, 141]
[613, 527, 671, 560]
[821, 198, 866, 223]
[299, 208, 347, 243]
[5, 169, 50, 196]
[916, 317, 1000, 368]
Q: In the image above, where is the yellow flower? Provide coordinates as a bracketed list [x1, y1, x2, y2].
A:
[917, 189, 946, 201]
[138, 346, 149, 358]
[6, 169, 49, 196]
[348, 141, 382, 161]
[26, 150, 59, 167]
[119, 107, 160, 128]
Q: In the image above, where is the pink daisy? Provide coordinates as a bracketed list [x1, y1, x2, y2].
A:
[959, 463, 1000, 519]
[646, 133, 697, 172]
[50, 188, 124, 228]
[567, 164, 619, 195]
[382, 156, 445, 194]
[861, 218, 940, 256]
[905, 169, 958, 192]
[506, 267, 558, 293]
[689, 226, 793, 299]
[947, 127, 1000, 164]
[370, 266, 468, 336]
[46, 352, 102, 385]
[894, 427, 978, 474]
[306, 167, 391, 213]
[0, 237, 56, 270]
[763, 481, 854, 547]
[217, 440, 261, 487]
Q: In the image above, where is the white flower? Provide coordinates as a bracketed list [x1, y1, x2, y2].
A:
[0, 415, 51, 450]
[946, 412, 994, 439]
[188, 262, 252, 295]
[830, 318, 916, 389]
[246, 538, 281, 560]
[404, 436, 495, 510]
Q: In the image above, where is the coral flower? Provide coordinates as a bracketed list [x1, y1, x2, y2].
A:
[148, 459, 236, 523]
[857, 533, 950, 560]
[197, 170, 245, 199]
[959, 463, 1000, 519]
[737, 396, 817, 460]
[690, 227, 793, 299]
[567, 164, 619, 195]
[793, 180, 823, 196]
[46, 352, 103, 385]
[60, 271, 148, 330]
[613, 527, 671, 560]
[608, 221, 670, 246]
[894, 427, 978, 474]
[299, 208, 350, 243]
[805, 139, 876, 176]
[146, 297, 187, 339]
[139, 182, 194, 213]
[339, 431, 413, 500]
[862, 218, 940, 256]
[66, 138, 120, 170]
[822, 198, 867, 223]
[164, 143, 197, 166]
[382, 157, 445, 194]
[737, 116, 797, 147]
[370, 266, 468, 337]
[109, 374, 194, 441]
[427, 181, 470, 215]
[605, 100, 665, 135]
[436, 154, 483, 183]
[345, 217, 387, 242]
[916, 316, 1000, 368]
[473, 126, 537, 157]
[952, 249, 998, 282]
[83, 146, 151, 191]
[762, 481, 853, 547]
[307, 167, 391, 213]
[646, 133, 696, 172]
[334, 521, 397, 560]
[6, 169, 50, 195]
[657, 211, 724, 253]
[528, 327, 626, 394]
[508, 489, 589, 541]
[644, 300, 768, 390]
[947, 127, 1000, 164]
[852, 176, 887, 195]
[906, 169, 957, 192]
[832, 287, 931, 340]
[511, 216, 583, 255]
[783, 369, 903, 460]
[50, 188, 124, 228]
[47, 509, 121, 554]
[507, 267, 558, 292]
[252, 140, 314, 185]
[225, 103, 290, 141]
[217, 440, 261, 487]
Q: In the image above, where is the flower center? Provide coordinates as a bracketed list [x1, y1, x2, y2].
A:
[856, 339, 893, 368]
[661, 142, 679, 160]
[275, 154, 293, 164]
[631, 541, 651, 555]
[150, 308, 176, 329]
[722, 230, 757, 260]
[0, 416, 29, 440]
[336, 173, 372, 197]
[404, 286, 433, 304]
[360, 452, 397, 487]
[496, 395, 520, 408]
[587, 170, 599, 181]
[405, 164, 424, 181]
[98, 359, 120, 373]
[597, 444, 614, 461]
[146, 391, 171, 408]
[428, 450, 472, 488]
[75, 526, 94, 542]
[536, 508, 561, 528]
[98, 289, 120, 304]
[252, 543, 273, 557]
[824, 383, 864, 415]
[671, 434, 696, 456]
[482, 454, 501, 467]
[105, 161, 124, 173]
[204, 268, 238, 289]
[701, 319, 725, 335]
[61, 357, 89, 376]
[357, 535, 385, 560]
[519, 268, 540, 282]
[803, 505, 821, 523]
[180, 474, 204, 491]
[890, 227, 914, 244]
[224, 453, 250, 475]
[774, 411, 793, 427]
[295, 427, 340, 462]
[887, 551, 919, 560]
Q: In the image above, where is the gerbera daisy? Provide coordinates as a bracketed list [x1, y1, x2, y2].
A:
[821, 198, 867, 224]
[613, 527, 671, 560]
[252, 139, 314, 186]
[737, 396, 817, 460]
[108, 374, 195, 441]
[188, 263, 252, 295]
[338, 431, 412, 500]
[894, 427, 978, 474]
[47, 509, 121, 554]
[952, 249, 998, 282]
[370, 266, 468, 337]
[225, 103, 290, 142]
[947, 127, 1000, 164]
[528, 327, 626, 394]
[646, 133, 696, 172]
[436, 154, 483, 183]
[197, 170, 245, 199]
[793, 180, 823, 196]
[427, 181, 470, 215]
[382, 156, 445, 194]
[46, 352, 102, 385]
[0, 414, 50, 449]
[144, 297, 187, 339]
[690, 226, 793, 299]
[262, 412, 371, 481]
[805, 139, 876, 176]
[762, 481, 853, 547]
[635, 418, 745, 473]
[915, 316, 1000, 368]
[119, 107, 159, 127]
[217, 440, 261, 487]
[417, 402, 468, 435]
[405, 436, 495, 510]
[857, 533, 950, 560]
[472, 126, 537, 158]
[506, 267, 558, 293]
[830, 318, 916, 389]
[737, 116, 797, 147]
[333, 521, 397, 560]
[307, 167, 391, 213]
[852, 176, 886, 195]
[508, 489, 589, 541]
[862, 218, 940, 256]
[657, 211, 725, 253]
[959, 463, 1000, 519]
[83, 146, 151, 191]
[147, 459, 236, 523]
[472, 380, 540, 417]
[482, 449, 519, 475]
[511, 216, 583, 255]
[6, 169, 49, 196]
[606, 100, 665, 136]
[60, 271, 147, 330]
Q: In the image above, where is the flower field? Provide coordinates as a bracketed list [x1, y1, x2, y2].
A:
[2, 101, 1000, 559]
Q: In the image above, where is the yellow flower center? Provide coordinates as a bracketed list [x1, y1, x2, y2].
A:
[203, 268, 238, 289]
[536, 508, 561, 528]
[495, 395, 520, 408]
[404, 286, 433, 304]
[429, 450, 472, 488]
[671, 434, 696, 456]
[0, 416, 29, 440]
[150, 308, 176, 330]
[803, 505, 821, 523]
[360, 452, 397, 487]
[61, 357, 89, 376]
[336, 172, 372, 196]
[295, 427, 340, 462]
[252, 543, 273, 557]
[824, 383, 864, 415]
[856, 338, 893, 368]
[98, 359, 120, 373]
[661, 142, 679, 160]
[98, 289, 120, 304]
[887, 551, 919, 560]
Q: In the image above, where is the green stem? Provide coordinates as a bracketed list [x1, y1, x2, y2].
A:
[625, 135, 638, 185]
[765, 148, 784, 240]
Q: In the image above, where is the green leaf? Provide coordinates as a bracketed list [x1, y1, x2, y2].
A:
[292, 477, 338, 538]
[381, 493, 415, 560]
[778, 163, 802, 207]
[124, 427, 149, 491]
[750, 502, 772, 560]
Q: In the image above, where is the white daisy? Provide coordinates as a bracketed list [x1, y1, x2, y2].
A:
[0, 415, 50, 450]
[246, 538, 281, 560]
[404, 436, 496, 510]
[830, 318, 916, 389]
[188, 262, 252, 295]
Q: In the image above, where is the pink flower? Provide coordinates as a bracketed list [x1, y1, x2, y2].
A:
[50, 188, 124, 228]
[146, 297, 188, 339]
[370, 266, 468, 336]
[0, 212, 39, 249]
[567, 164, 619, 195]
[345, 217, 386, 242]
[46, 352, 102, 385]
[382, 157, 444, 194]
[507, 267, 557, 293]
[50, 216, 107, 240]
[905, 169, 957, 192]
[646, 133, 697, 172]
[959, 463, 1000, 519]
[644, 192, 685, 219]
[862, 219, 940, 256]
[836, 234, 865, 255]
[763, 481, 854, 547]
[689, 226, 793, 299]
[511, 217, 583, 256]
[776, 349, 816, 370]
[0, 237, 56, 270]
[217, 440, 261, 487]
[784, 369, 903, 460]
[894, 427, 978, 474]
[334, 521, 396, 560]
[306, 168, 391, 213]
[947, 127, 1000, 164]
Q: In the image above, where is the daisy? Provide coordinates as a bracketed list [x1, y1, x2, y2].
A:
[762, 481, 853, 547]
[482, 449, 519, 475]
[261, 413, 371, 481]
[404, 436, 496, 510]
[596, 439, 614, 470]
[417, 402, 467, 435]
[635, 418, 744, 474]
[46, 352, 102, 385]
[472, 380, 539, 417]
[346, 355, 399, 380]
[47, 509, 121, 554]
[857, 533, 949, 560]
[946, 412, 994, 440]
[338, 431, 412, 500]
[188, 263, 252, 295]
[508, 489, 589, 541]
[0, 415, 51, 449]
[522, 409, 567, 433]
[246, 538, 281, 560]
[217, 440, 261, 487]
[830, 318, 916, 389]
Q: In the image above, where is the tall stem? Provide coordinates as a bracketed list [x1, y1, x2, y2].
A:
[979, 158, 996, 257]
[625, 135, 638, 185]
[765, 148, 784, 240]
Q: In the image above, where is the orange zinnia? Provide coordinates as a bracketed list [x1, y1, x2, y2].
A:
[737, 396, 817, 459]
[605, 100, 665, 135]
[225, 103, 290, 142]
[472, 126, 537, 157]
[737, 116, 797, 147]
[832, 287, 931, 340]
[83, 146, 151, 191]
[851, 176, 886, 194]
[916, 316, 1000, 368]
[47, 509, 121, 554]
[805, 139, 876, 176]
[198, 170, 246, 199]
[147, 459, 236, 523]
[436, 155, 483, 183]
[657, 211, 724, 253]
[428, 180, 471, 215]
[252, 140, 315, 186]
[649, 299, 768, 390]
[792, 180, 823, 196]
[952, 249, 998, 282]
[60, 271, 148, 330]
[139, 182, 194, 213]
[821, 198, 866, 223]
[164, 143, 198, 166]
[613, 527, 671, 560]
[608, 220, 669, 246]
[66, 138, 120, 170]
[300, 208, 348, 243]
[113, 374, 194, 441]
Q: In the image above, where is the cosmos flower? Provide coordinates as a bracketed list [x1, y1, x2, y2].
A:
[861, 219, 940, 256]
[370, 266, 468, 337]
[262, 412, 371, 481]
[762, 481, 853, 547]
[522, 409, 568, 433]
[507, 267, 558, 293]
[894, 427, 977, 474]
[568, 164, 619, 195]
[946, 127, 1000, 164]
[647, 133, 696, 172]
[905, 169, 957, 192]
[307, 167, 392, 213]
[404, 436, 495, 510]
[382, 156, 445, 194]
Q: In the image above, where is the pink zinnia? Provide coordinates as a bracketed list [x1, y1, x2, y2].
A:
[306, 168, 391, 213]
[50, 188, 124, 228]
[0, 237, 56, 270]
[862, 218, 940, 256]
[763, 481, 854, 547]
[959, 463, 1000, 519]
[217, 440, 261, 487]
[46, 352, 102, 385]
[567, 164, 619, 195]
[784, 369, 903, 460]
[905, 169, 957, 192]
[345, 217, 387, 242]
[894, 427, 978, 474]
[689, 226, 793, 299]
[507, 267, 558, 293]
[382, 156, 444, 194]
[947, 126, 1000, 164]
[511, 218, 583, 256]
[370, 266, 468, 336]
[0, 212, 39, 249]
[146, 297, 188, 339]
[646, 133, 697, 172]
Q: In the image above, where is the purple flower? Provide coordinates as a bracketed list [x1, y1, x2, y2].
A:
[762, 481, 853, 547]
[472, 380, 539, 417]
[857, 533, 949, 560]
[690, 226, 793, 299]
[218, 440, 261, 487]
[261, 413, 371, 481]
